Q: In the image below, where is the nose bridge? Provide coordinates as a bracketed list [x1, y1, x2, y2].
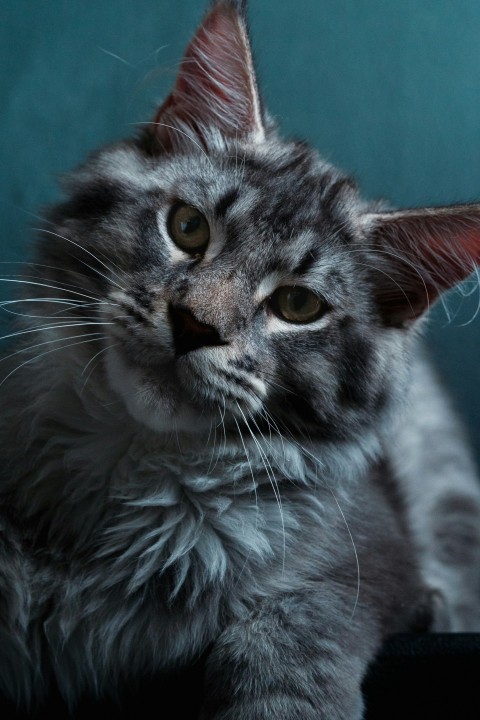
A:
[185, 267, 247, 333]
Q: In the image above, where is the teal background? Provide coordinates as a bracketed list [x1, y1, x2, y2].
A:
[1, 0, 480, 455]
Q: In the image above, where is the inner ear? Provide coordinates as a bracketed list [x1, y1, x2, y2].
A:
[149, 1, 265, 153]
[362, 205, 480, 328]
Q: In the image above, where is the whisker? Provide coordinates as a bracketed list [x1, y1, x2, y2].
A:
[12, 206, 56, 226]
[0, 277, 101, 303]
[232, 414, 259, 511]
[258, 407, 286, 459]
[458, 264, 480, 327]
[0, 331, 105, 364]
[0, 334, 103, 388]
[0, 260, 117, 287]
[218, 395, 228, 465]
[0, 301, 86, 319]
[329, 489, 360, 621]
[236, 402, 286, 574]
[0, 321, 114, 344]
[270, 425, 360, 618]
[257, 370, 298, 398]
[206, 404, 219, 475]
[53, 299, 121, 314]
[97, 46, 137, 69]
[0, 305, 114, 319]
[32, 228, 127, 290]
[80, 342, 118, 393]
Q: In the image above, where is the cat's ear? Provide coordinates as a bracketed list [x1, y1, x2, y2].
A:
[151, 0, 264, 151]
[362, 205, 480, 327]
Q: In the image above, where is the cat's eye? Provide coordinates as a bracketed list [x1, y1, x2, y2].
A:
[167, 203, 210, 253]
[268, 286, 326, 324]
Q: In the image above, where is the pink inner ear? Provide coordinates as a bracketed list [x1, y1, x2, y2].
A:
[177, 10, 246, 104]
[154, 2, 263, 144]
[387, 210, 480, 291]
[421, 222, 480, 290]
[363, 206, 480, 326]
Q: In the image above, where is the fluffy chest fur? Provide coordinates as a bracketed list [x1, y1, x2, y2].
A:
[3, 371, 372, 699]
[20, 395, 348, 585]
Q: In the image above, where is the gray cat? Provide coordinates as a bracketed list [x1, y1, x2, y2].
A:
[1, 1, 480, 717]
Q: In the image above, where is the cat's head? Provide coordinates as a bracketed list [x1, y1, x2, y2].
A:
[35, 0, 480, 443]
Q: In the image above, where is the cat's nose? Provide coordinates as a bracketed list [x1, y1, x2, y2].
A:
[168, 303, 226, 356]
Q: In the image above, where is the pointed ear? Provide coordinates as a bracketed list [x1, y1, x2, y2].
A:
[362, 205, 480, 327]
[151, 0, 264, 151]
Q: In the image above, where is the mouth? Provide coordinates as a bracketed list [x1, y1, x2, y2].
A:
[104, 344, 213, 433]
[104, 337, 266, 435]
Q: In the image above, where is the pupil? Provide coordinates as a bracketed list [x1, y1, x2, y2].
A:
[181, 216, 200, 234]
[290, 289, 306, 311]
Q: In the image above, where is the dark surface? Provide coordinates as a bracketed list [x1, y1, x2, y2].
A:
[363, 633, 480, 720]
[1, 634, 479, 719]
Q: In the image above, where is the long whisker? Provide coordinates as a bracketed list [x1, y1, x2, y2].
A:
[206, 395, 230, 476]
[206, 403, 219, 475]
[0, 277, 101, 303]
[0, 301, 87, 320]
[0, 299, 120, 320]
[231, 413, 260, 591]
[329, 489, 360, 621]
[256, 370, 298, 398]
[0, 275, 110, 311]
[272, 425, 360, 619]
[80, 342, 118, 393]
[258, 407, 286, 459]
[32, 228, 127, 290]
[232, 414, 259, 513]
[0, 334, 103, 388]
[0, 297, 81, 306]
[218, 395, 228, 466]
[0, 331, 105, 364]
[236, 402, 286, 574]
[458, 263, 480, 327]
[0, 260, 120, 289]
[0, 321, 114, 344]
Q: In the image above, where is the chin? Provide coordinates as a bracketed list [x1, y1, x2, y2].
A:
[104, 345, 212, 435]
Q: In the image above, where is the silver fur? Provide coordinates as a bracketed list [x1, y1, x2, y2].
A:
[1, 2, 480, 718]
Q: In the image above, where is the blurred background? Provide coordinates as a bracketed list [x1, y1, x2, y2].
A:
[1, 0, 480, 458]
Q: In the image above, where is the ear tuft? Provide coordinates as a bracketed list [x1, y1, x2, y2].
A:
[209, 0, 248, 18]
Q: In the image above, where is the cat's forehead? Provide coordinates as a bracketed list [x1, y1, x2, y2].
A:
[98, 140, 358, 219]
[155, 140, 358, 225]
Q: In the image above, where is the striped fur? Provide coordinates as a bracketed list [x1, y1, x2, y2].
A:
[1, 1, 480, 717]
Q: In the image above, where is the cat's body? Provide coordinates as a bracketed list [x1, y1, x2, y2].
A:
[1, 2, 480, 718]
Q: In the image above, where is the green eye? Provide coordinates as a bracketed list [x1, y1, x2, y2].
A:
[269, 286, 326, 324]
[167, 203, 210, 253]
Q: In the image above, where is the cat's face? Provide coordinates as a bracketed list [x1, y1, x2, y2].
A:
[73, 140, 384, 438]
[35, 0, 480, 441]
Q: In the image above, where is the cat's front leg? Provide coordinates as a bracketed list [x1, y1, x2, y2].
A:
[199, 592, 380, 720]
